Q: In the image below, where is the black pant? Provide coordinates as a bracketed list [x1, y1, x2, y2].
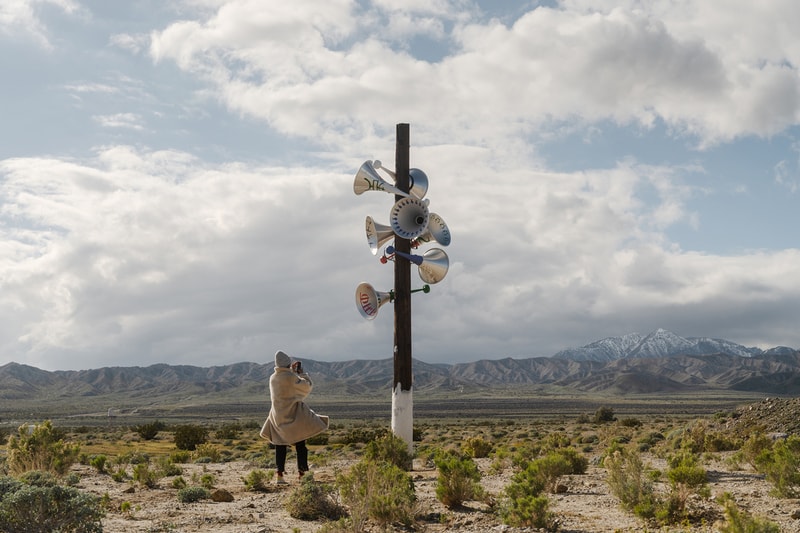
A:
[275, 440, 308, 474]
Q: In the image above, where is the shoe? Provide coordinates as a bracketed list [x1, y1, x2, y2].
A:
[299, 471, 312, 481]
[275, 473, 287, 485]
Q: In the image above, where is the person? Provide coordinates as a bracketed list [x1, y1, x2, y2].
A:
[260, 350, 329, 483]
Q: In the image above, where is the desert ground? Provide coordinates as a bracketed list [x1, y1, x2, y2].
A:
[29, 396, 795, 533]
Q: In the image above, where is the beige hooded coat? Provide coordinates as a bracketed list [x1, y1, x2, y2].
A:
[260, 364, 329, 446]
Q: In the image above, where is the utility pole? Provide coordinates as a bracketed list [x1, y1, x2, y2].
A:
[352, 122, 451, 459]
[392, 123, 413, 451]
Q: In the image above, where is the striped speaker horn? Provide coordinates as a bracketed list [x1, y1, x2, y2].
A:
[390, 197, 430, 240]
[386, 246, 450, 284]
[353, 160, 415, 198]
[373, 160, 429, 200]
[412, 212, 451, 247]
[365, 216, 394, 255]
[355, 282, 393, 320]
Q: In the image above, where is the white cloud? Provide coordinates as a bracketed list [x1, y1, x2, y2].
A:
[0, 0, 79, 49]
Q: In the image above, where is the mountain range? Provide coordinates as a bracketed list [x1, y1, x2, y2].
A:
[1, 330, 798, 408]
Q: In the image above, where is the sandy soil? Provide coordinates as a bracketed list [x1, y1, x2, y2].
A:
[73, 450, 800, 533]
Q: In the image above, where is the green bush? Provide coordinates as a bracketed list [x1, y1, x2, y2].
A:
[337, 458, 416, 530]
[133, 420, 166, 441]
[242, 469, 273, 491]
[434, 450, 485, 508]
[593, 406, 616, 423]
[6, 421, 81, 476]
[89, 454, 107, 474]
[173, 425, 208, 451]
[754, 435, 800, 498]
[603, 445, 653, 515]
[0, 472, 104, 533]
[462, 435, 493, 458]
[363, 432, 413, 470]
[717, 492, 780, 533]
[132, 462, 161, 489]
[340, 425, 388, 445]
[177, 486, 210, 503]
[193, 443, 221, 463]
[214, 423, 241, 440]
[285, 475, 345, 521]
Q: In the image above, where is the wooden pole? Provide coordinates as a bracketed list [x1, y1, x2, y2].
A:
[391, 123, 413, 456]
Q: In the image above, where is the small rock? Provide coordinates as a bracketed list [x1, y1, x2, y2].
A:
[211, 488, 234, 502]
[123, 486, 135, 494]
[791, 509, 800, 520]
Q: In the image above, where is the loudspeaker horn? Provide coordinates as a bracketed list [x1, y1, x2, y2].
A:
[373, 160, 429, 200]
[365, 216, 394, 255]
[390, 197, 430, 240]
[386, 246, 450, 284]
[355, 282, 394, 320]
[412, 212, 451, 247]
[353, 160, 413, 198]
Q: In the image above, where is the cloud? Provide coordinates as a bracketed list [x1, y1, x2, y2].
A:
[148, 1, 800, 151]
[0, 0, 79, 49]
[3, 1, 800, 370]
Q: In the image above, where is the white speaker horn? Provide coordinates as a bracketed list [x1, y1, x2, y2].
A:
[373, 160, 429, 200]
[386, 246, 450, 284]
[390, 197, 430, 240]
[353, 160, 412, 198]
[412, 212, 451, 247]
[355, 282, 393, 320]
[365, 216, 394, 255]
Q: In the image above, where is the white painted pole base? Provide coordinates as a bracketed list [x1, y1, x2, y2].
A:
[391, 383, 414, 457]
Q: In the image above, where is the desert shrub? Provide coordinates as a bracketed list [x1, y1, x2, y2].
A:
[604, 444, 655, 517]
[173, 425, 208, 451]
[462, 435, 493, 458]
[593, 406, 616, 423]
[619, 417, 642, 428]
[553, 447, 588, 475]
[199, 473, 215, 489]
[193, 443, 221, 463]
[307, 433, 329, 445]
[704, 431, 740, 452]
[543, 432, 571, 449]
[337, 458, 416, 530]
[655, 449, 709, 525]
[531, 452, 573, 493]
[133, 420, 166, 441]
[717, 492, 780, 533]
[156, 456, 182, 477]
[500, 462, 556, 530]
[340, 425, 388, 445]
[510, 441, 543, 469]
[363, 432, 413, 471]
[285, 475, 345, 521]
[0, 472, 104, 533]
[741, 432, 773, 469]
[242, 469, 273, 491]
[6, 421, 81, 476]
[132, 462, 161, 489]
[110, 467, 128, 483]
[176, 486, 210, 503]
[169, 450, 192, 463]
[434, 450, 485, 508]
[637, 431, 665, 452]
[753, 435, 800, 497]
[171, 476, 187, 489]
[214, 423, 241, 440]
[89, 454, 107, 474]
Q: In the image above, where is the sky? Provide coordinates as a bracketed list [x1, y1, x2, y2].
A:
[1, 0, 799, 372]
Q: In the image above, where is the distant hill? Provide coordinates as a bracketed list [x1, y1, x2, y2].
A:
[551, 328, 789, 361]
[1, 329, 799, 405]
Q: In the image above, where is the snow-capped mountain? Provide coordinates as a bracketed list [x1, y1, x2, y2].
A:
[553, 328, 766, 361]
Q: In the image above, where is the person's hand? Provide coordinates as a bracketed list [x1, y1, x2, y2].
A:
[291, 361, 302, 373]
